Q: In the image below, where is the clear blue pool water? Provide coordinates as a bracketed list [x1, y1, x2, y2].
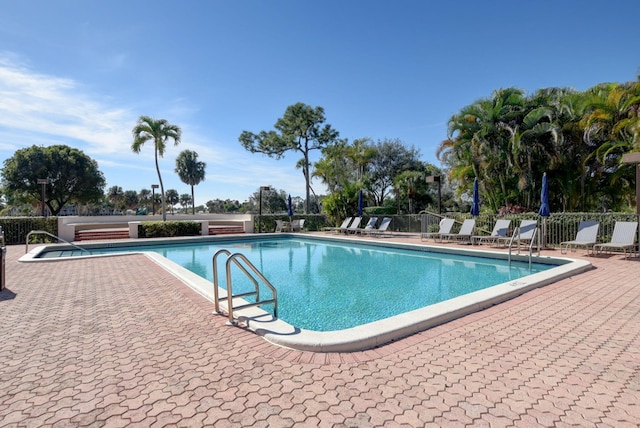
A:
[39, 237, 553, 331]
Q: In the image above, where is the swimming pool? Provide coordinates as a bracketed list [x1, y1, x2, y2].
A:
[23, 234, 592, 352]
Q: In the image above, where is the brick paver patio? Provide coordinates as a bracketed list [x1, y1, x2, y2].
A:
[1, 236, 639, 427]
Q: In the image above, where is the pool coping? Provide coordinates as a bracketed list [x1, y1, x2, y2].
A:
[20, 234, 593, 353]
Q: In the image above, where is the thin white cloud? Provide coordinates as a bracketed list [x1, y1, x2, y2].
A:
[0, 53, 325, 203]
[0, 53, 133, 154]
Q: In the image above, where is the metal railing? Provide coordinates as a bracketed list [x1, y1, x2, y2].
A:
[25, 230, 90, 254]
[212, 249, 277, 325]
[419, 212, 640, 252]
[507, 226, 540, 268]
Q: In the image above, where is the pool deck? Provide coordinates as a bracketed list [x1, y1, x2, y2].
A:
[1, 233, 639, 426]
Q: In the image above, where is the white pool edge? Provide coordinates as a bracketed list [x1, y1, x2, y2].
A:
[20, 235, 593, 353]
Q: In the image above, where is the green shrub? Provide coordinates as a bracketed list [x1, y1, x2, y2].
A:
[139, 220, 201, 238]
[0, 217, 58, 245]
[365, 206, 397, 215]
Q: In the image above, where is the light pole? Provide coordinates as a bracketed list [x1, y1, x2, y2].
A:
[622, 153, 640, 215]
[622, 153, 640, 253]
[258, 186, 271, 233]
[426, 175, 442, 215]
[151, 184, 159, 215]
[37, 178, 49, 217]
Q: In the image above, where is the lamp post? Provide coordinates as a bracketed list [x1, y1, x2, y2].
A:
[622, 153, 640, 215]
[37, 178, 49, 217]
[151, 184, 159, 215]
[258, 186, 271, 233]
[426, 175, 441, 214]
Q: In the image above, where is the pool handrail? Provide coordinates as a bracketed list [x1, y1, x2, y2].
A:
[25, 230, 91, 255]
[212, 249, 278, 325]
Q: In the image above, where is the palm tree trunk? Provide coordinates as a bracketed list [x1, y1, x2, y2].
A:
[191, 185, 195, 215]
[155, 148, 166, 221]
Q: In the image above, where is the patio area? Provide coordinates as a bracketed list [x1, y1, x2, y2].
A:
[1, 234, 639, 427]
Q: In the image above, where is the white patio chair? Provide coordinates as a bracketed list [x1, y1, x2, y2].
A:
[560, 221, 600, 254]
[594, 221, 638, 259]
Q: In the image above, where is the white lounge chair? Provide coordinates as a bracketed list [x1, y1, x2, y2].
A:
[356, 217, 378, 234]
[325, 217, 352, 233]
[275, 219, 285, 233]
[343, 217, 362, 234]
[560, 221, 600, 254]
[594, 221, 638, 259]
[472, 219, 511, 246]
[421, 218, 455, 242]
[290, 219, 305, 232]
[366, 217, 392, 237]
[440, 219, 476, 243]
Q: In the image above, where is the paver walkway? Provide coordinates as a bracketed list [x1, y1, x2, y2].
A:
[1, 237, 639, 427]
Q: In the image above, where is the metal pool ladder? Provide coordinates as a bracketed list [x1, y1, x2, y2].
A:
[25, 230, 90, 254]
[212, 249, 278, 325]
[507, 226, 540, 268]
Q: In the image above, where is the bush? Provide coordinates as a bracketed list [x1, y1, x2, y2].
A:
[0, 217, 58, 245]
[139, 221, 201, 238]
[365, 206, 397, 215]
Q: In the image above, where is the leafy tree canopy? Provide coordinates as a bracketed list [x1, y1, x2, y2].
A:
[132, 115, 181, 221]
[438, 79, 640, 213]
[1, 144, 106, 216]
[175, 149, 206, 214]
[239, 102, 340, 213]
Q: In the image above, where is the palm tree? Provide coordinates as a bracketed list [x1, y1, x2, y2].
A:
[346, 138, 377, 181]
[175, 150, 206, 214]
[165, 189, 179, 214]
[131, 116, 182, 221]
[180, 193, 192, 212]
[123, 190, 139, 210]
[106, 185, 124, 213]
[139, 188, 151, 212]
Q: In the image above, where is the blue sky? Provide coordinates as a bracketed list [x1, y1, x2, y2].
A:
[1, 1, 638, 205]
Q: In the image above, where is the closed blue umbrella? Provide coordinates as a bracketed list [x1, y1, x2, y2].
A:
[358, 189, 363, 216]
[539, 172, 550, 248]
[539, 172, 550, 217]
[287, 194, 293, 217]
[470, 178, 480, 217]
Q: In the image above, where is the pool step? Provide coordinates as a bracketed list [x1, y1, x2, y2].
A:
[209, 225, 245, 235]
[74, 225, 244, 241]
[75, 228, 130, 241]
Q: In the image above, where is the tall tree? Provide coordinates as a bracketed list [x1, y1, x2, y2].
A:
[106, 186, 124, 211]
[123, 190, 139, 210]
[179, 193, 192, 211]
[239, 102, 340, 213]
[368, 138, 423, 206]
[175, 150, 206, 214]
[131, 115, 182, 221]
[165, 189, 179, 214]
[1, 145, 106, 216]
[139, 188, 151, 212]
[313, 139, 353, 193]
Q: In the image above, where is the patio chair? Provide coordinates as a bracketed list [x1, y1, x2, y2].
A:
[291, 219, 305, 232]
[440, 219, 476, 243]
[365, 217, 392, 237]
[343, 216, 362, 234]
[593, 221, 638, 259]
[324, 217, 352, 233]
[275, 219, 285, 233]
[421, 218, 455, 242]
[472, 219, 511, 246]
[560, 221, 600, 254]
[355, 217, 378, 234]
